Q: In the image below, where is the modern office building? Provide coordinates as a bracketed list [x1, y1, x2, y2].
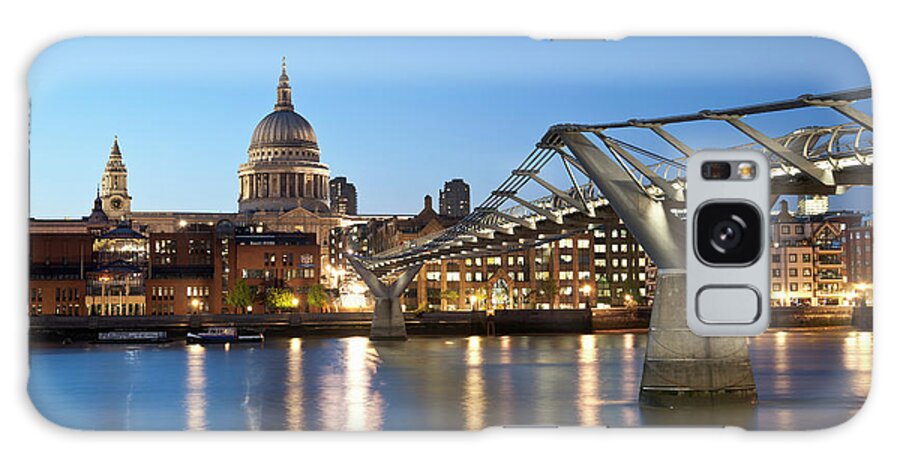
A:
[439, 178, 470, 218]
[329, 176, 358, 216]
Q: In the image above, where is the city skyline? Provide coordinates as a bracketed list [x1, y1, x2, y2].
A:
[29, 37, 871, 217]
[27, 36, 874, 433]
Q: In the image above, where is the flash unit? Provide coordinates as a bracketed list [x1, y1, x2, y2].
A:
[737, 162, 757, 180]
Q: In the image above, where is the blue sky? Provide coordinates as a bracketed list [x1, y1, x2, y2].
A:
[28, 37, 871, 217]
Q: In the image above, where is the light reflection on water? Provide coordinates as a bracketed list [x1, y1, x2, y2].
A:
[462, 337, 486, 430]
[185, 344, 206, 431]
[577, 335, 600, 426]
[28, 329, 871, 431]
[284, 338, 303, 430]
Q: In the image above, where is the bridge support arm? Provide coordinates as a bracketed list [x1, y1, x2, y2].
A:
[644, 124, 695, 157]
[349, 259, 423, 341]
[560, 131, 685, 270]
[599, 134, 684, 201]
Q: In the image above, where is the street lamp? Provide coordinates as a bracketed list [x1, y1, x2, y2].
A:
[580, 283, 593, 309]
[246, 305, 253, 314]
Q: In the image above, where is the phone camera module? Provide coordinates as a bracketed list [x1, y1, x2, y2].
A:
[695, 202, 762, 265]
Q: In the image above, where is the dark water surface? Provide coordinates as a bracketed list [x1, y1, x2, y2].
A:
[28, 330, 871, 430]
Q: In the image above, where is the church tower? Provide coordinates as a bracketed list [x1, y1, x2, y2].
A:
[100, 135, 132, 220]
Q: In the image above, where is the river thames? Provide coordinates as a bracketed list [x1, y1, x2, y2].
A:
[28, 329, 871, 431]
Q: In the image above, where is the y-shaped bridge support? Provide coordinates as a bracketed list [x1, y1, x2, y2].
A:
[349, 259, 423, 341]
[560, 132, 757, 407]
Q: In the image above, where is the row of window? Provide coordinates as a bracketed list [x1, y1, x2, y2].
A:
[187, 286, 209, 297]
[773, 283, 813, 292]
[779, 225, 808, 235]
[149, 303, 176, 315]
[152, 239, 212, 265]
[773, 268, 813, 278]
[28, 304, 81, 316]
[150, 286, 176, 300]
[88, 303, 145, 316]
[29, 287, 81, 302]
[772, 253, 813, 263]
[242, 268, 316, 280]
[263, 253, 315, 267]
[593, 227, 630, 239]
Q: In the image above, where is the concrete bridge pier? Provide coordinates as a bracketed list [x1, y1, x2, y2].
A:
[559, 131, 757, 407]
[349, 259, 423, 341]
[639, 270, 758, 407]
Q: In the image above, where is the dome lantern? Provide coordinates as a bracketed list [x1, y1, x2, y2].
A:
[248, 57, 318, 151]
[275, 56, 294, 112]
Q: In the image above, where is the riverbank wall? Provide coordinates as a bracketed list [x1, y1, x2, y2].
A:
[29, 305, 871, 341]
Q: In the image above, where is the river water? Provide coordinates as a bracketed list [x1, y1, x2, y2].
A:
[28, 329, 871, 431]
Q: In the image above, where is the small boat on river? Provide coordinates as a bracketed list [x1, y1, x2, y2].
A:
[96, 331, 170, 344]
[186, 327, 264, 344]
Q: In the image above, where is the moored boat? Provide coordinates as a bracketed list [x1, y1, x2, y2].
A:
[96, 331, 170, 344]
[186, 327, 264, 344]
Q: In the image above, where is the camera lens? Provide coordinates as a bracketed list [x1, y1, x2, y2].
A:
[710, 217, 744, 252]
[694, 202, 762, 265]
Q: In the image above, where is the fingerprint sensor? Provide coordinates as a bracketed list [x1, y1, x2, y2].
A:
[696, 285, 761, 324]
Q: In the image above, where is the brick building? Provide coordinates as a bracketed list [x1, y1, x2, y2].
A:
[29, 217, 320, 316]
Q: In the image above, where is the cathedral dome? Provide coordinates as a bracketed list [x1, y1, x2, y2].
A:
[250, 110, 318, 149]
[238, 58, 331, 215]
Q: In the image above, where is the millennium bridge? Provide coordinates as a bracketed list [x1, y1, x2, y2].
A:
[350, 87, 873, 406]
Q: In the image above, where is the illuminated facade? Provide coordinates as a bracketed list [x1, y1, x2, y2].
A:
[770, 200, 858, 306]
[29, 220, 321, 316]
[357, 205, 653, 310]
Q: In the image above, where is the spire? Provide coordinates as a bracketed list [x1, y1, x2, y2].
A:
[93, 185, 103, 209]
[104, 135, 126, 172]
[110, 135, 121, 156]
[88, 183, 108, 223]
[275, 57, 294, 111]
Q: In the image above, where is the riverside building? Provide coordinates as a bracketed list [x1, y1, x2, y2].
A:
[29, 59, 338, 315]
[770, 200, 865, 307]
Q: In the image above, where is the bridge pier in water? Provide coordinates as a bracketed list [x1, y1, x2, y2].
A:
[560, 131, 758, 407]
[639, 270, 757, 407]
[349, 260, 422, 341]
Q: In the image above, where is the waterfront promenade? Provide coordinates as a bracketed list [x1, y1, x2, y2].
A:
[30, 306, 871, 341]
